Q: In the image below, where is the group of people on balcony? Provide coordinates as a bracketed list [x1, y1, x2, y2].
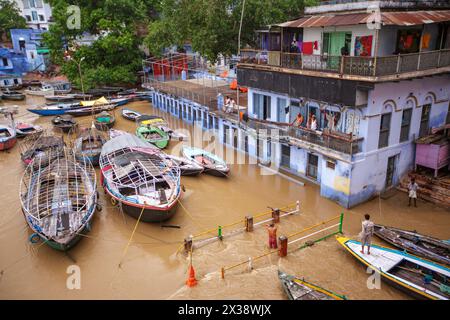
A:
[224, 96, 237, 113]
[291, 112, 318, 131]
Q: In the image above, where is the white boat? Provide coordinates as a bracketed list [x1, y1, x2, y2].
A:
[24, 84, 55, 97]
[164, 154, 204, 176]
[337, 237, 450, 300]
[182, 146, 230, 177]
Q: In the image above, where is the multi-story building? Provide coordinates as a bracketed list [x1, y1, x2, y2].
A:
[14, 0, 52, 31]
[10, 29, 48, 72]
[237, 0, 450, 207]
[143, 0, 450, 209]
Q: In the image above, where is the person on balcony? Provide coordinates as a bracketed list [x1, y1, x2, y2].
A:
[291, 113, 304, 127]
[224, 96, 231, 112]
[341, 45, 349, 56]
[310, 114, 318, 131]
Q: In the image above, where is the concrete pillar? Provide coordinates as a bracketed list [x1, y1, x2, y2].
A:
[245, 216, 254, 232]
[279, 236, 288, 257]
[184, 237, 193, 253]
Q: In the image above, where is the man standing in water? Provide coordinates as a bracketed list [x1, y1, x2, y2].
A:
[360, 214, 374, 255]
[408, 177, 419, 207]
[266, 223, 278, 249]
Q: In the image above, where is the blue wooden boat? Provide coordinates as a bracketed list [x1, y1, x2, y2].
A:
[73, 127, 107, 166]
[27, 97, 127, 116]
[337, 237, 450, 300]
[19, 149, 98, 251]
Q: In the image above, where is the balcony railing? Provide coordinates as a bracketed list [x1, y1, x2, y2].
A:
[240, 48, 450, 78]
[237, 116, 363, 155]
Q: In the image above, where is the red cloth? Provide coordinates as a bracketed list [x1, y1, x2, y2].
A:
[269, 236, 278, 249]
[313, 41, 318, 50]
[302, 42, 313, 55]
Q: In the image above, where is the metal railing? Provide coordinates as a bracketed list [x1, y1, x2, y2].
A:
[240, 48, 450, 77]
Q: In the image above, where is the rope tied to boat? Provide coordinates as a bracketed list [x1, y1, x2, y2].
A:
[118, 204, 146, 268]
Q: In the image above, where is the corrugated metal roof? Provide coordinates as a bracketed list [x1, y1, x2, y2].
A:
[278, 10, 450, 28]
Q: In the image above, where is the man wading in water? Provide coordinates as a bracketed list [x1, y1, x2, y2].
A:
[266, 223, 278, 249]
[408, 177, 419, 207]
[360, 214, 374, 255]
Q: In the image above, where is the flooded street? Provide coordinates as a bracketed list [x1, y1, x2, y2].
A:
[0, 96, 449, 300]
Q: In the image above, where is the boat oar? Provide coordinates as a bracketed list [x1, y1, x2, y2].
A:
[161, 225, 181, 229]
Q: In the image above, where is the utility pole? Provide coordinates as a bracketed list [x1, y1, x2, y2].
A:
[75, 57, 86, 96]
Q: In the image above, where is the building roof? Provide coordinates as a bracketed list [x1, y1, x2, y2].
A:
[278, 10, 450, 28]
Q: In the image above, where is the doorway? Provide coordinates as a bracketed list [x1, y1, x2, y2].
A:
[307, 153, 319, 180]
[281, 144, 290, 168]
[385, 155, 397, 189]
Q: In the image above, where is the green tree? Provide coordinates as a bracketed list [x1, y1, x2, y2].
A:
[0, 0, 27, 41]
[43, 0, 157, 89]
[144, 0, 317, 61]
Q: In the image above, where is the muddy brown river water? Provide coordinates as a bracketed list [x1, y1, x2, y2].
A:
[0, 95, 448, 299]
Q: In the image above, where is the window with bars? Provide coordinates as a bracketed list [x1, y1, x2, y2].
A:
[400, 109, 412, 142]
[378, 113, 391, 149]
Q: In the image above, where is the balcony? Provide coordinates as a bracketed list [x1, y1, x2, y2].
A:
[235, 115, 363, 156]
[239, 48, 450, 81]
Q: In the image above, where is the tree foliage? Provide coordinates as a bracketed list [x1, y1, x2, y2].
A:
[145, 0, 317, 61]
[42, 0, 158, 89]
[0, 0, 27, 41]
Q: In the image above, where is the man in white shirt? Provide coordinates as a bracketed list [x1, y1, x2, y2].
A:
[360, 214, 374, 255]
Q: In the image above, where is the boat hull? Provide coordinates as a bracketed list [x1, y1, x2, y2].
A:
[27, 108, 67, 116]
[337, 237, 450, 300]
[0, 137, 17, 151]
[23, 207, 95, 252]
[121, 200, 179, 223]
[374, 225, 450, 266]
[2, 95, 25, 101]
[203, 167, 230, 177]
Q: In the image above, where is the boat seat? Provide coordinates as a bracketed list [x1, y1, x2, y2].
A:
[159, 189, 168, 204]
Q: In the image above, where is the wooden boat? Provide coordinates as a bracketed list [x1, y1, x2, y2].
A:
[136, 125, 169, 149]
[27, 101, 83, 116]
[72, 127, 107, 166]
[374, 224, 450, 266]
[94, 111, 115, 131]
[337, 237, 450, 300]
[15, 122, 43, 138]
[100, 133, 181, 222]
[0, 125, 17, 151]
[136, 115, 186, 141]
[24, 84, 55, 96]
[164, 154, 204, 176]
[52, 115, 78, 133]
[45, 81, 72, 94]
[46, 94, 77, 102]
[182, 146, 230, 177]
[19, 149, 98, 251]
[278, 271, 347, 300]
[20, 134, 65, 167]
[121, 108, 142, 121]
[1, 89, 25, 101]
[109, 129, 127, 139]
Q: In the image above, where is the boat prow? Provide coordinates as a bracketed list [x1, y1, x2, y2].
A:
[278, 271, 347, 300]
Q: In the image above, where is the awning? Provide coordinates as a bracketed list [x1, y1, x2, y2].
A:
[81, 96, 109, 107]
[37, 48, 50, 54]
[277, 10, 450, 28]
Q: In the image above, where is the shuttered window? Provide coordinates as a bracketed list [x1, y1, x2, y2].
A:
[400, 109, 412, 142]
[419, 104, 431, 137]
[378, 113, 391, 149]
